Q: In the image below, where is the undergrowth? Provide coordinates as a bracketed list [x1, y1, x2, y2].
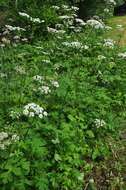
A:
[0, 2, 126, 190]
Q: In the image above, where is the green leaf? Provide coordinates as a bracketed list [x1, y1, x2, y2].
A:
[86, 130, 95, 138]
[54, 153, 62, 162]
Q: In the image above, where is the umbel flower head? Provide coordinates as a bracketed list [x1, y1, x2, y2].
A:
[23, 103, 48, 119]
[94, 119, 106, 128]
[86, 19, 105, 29]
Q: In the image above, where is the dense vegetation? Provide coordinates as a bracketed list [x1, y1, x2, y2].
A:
[0, 0, 126, 189]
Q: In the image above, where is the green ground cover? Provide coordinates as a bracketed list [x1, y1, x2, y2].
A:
[0, 5, 126, 190]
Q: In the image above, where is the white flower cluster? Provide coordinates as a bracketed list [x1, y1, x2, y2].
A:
[75, 18, 86, 26]
[47, 27, 66, 34]
[15, 66, 26, 74]
[103, 39, 115, 48]
[55, 23, 64, 29]
[10, 110, 20, 119]
[19, 12, 45, 23]
[23, 103, 48, 118]
[59, 15, 74, 20]
[107, 0, 116, 5]
[51, 4, 85, 34]
[52, 4, 79, 12]
[42, 59, 51, 64]
[0, 73, 7, 78]
[11, 134, 20, 142]
[118, 52, 126, 59]
[0, 132, 8, 141]
[94, 119, 106, 128]
[33, 75, 44, 83]
[0, 132, 19, 150]
[38, 86, 51, 94]
[5, 25, 25, 31]
[62, 41, 84, 49]
[86, 19, 105, 29]
[51, 80, 59, 88]
[1, 37, 10, 44]
[0, 44, 5, 48]
[71, 26, 82, 33]
[13, 35, 20, 41]
[52, 5, 60, 10]
[33, 75, 59, 94]
[71, 6, 79, 11]
[62, 5, 79, 12]
[22, 38, 28, 42]
[62, 5, 70, 10]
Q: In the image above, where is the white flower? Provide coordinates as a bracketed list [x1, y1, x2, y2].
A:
[33, 75, 44, 83]
[23, 109, 29, 116]
[104, 8, 110, 13]
[47, 27, 57, 33]
[3, 30, 10, 35]
[89, 178, 94, 183]
[0, 44, 5, 48]
[55, 23, 63, 29]
[103, 39, 115, 48]
[38, 114, 43, 118]
[21, 38, 28, 42]
[51, 80, 59, 88]
[19, 12, 45, 23]
[13, 35, 20, 40]
[15, 66, 26, 74]
[1, 37, 10, 44]
[71, 6, 79, 11]
[38, 86, 51, 94]
[5, 25, 25, 31]
[118, 52, 126, 59]
[10, 110, 20, 119]
[107, 0, 116, 5]
[73, 27, 82, 33]
[59, 15, 74, 20]
[47, 27, 65, 34]
[72, 13, 78, 18]
[62, 5, 69, 10]
[19, 12, 30, 18]
[84, 45, 89, 50]
[86, 19, 105, 29]
[0, 132, 8, 141]
[12, 134, 19, 142]
[42, 60, 51, 64]
[30, 17, 44, 23]
[75, 18, 86, 26]
[94, 119, 106, 128]
[52, 5, 60, 10]
[62, 41, 84, 49]
[0, 73, 7, 78]
[43, 111, 48, 117]
[23, 103, 47, 119]
[29, 112, 35, 117]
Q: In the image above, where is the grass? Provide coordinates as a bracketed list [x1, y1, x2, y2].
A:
[106, 16, 126, 46]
